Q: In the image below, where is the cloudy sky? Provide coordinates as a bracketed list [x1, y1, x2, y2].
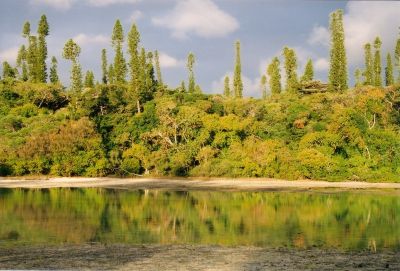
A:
[1, 0, 400, 97]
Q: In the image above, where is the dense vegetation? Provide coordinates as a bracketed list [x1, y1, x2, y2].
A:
[0, 188, 399, 250]
[0, 10, 399, 181]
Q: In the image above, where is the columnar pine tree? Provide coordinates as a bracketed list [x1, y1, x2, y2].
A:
[27, 36, 39, 82]
[233, 40, 243, 98]
[84, 71, 95, 88]
[224, 76, 231, 97]
[2, 62, 17, 78]
[108, 64, 115, 84]
[354, 69, 362, 87]
[22, 22, 32, 80]
[373, 37, 382, 87]
[260, 75, 267, 99]
[180, 81, 186, 93]
[363, 43, 373, 85]
[49, 56, 59, 83]
[283, 47, 298, 93]
[300, 59, 314, 82]
[187, 52, 195, 93]
[267, 57, 281, 95]
[328, 9, 348, 92]
[111, 20, 127, 83]
[101, 49, 108, 84]
[16, 45, 28, 81]
[127, 24, 140, 91]
[154, 50, 163, 86]
[62, 39, 82, 92]
[37, 15, 49, 82]
[385, 53, 394, 86]
[395, 38, 400, 83]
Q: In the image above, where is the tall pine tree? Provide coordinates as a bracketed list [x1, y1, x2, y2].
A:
[363, 43, 373, 85]
[260, 75, 267, 99]
[16, 45, 28, 81]
[37, 15, 49, 82]
[84, 71, 95, 88]
[127, 23, 140, 91]
[62, 39, 82, 92]
[328, 9, 348, 92]
[154, 50, 163, 86]
[224, 76, 231, 97]
[283, 47, 298, 93]
[112, 20, 127, 84]
[300, 59, 314, 82]
[395, 38, 400, 83]
[373, 37, 382, 87]
[267, 57, 282, 95]
[101, 49, 108, 84]
[49, 56, 59, 83]
[233, 41, 243, 98]
[187, 52, 195, 93]
[385, 53, 394, 86]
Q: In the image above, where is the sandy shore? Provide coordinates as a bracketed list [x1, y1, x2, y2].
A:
[0, 244, 399, 270]
[0, 177, 399, 191]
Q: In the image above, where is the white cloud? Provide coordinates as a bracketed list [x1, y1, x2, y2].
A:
[73, 34, 108, 46]
[158, 52, 184, 68]
[128, 10, 143, 23]
[308, 25, 330, 47]
[314, 57, 329, 72]
[152, 0, 239, 39]
[307, 3, 400, 67]
[0, 47, 19, 64]
[344, 2, 400, 65]
[211, 72, 262, 98]
[30, 0, 74, 10]
[86, 0, 141, 7]
[30, 0, 141, 9]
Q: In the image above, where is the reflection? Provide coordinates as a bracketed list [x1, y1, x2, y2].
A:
[0, 188, 399, 251]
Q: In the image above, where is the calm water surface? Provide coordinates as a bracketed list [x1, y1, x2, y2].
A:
[0, 188, 399, 251]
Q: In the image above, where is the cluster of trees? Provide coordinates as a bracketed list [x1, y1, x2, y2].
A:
[0, 10, 399, 181]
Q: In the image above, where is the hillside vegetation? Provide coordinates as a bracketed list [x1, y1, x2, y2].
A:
[0, 10, 400, 182]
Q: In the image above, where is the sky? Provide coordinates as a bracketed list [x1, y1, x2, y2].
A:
[0, 0, 400, 97]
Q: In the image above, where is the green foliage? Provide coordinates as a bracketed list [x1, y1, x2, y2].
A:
[49, 56, 59, 83]
[267, 57, 282, 95]
[283, 47, 299, 93]
[37, 14, 49, 83]
[112, 20, 127, 84]
[395, 38, 400, 83]
[62, 39, 82, 92]
[300, 59, 314, 83]
[328, 9, 348, 92]
[364, 43, 373, 85]
[101, 49, 108, 84]
[373, 37, 382, 87]
[187, 52, 196, 93]
[224, 76, 231, 97]
[154, 50, 163, 86]
[385, 53, 394, 86]
[233, 41, 243, 98]
[260, 75, 267, 99]
[84, 71, 95, 88]
[1, 12, 399, 182]
[2, 62, 17, 79]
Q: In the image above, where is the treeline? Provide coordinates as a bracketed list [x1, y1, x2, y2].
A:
[0, 10, 399, 181]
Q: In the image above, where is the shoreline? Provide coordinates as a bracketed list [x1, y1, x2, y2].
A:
[1, 244, 399, 270]
[0, 177, 399, 191]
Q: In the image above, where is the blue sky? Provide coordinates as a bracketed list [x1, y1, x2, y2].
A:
[1, 0, 400, 97]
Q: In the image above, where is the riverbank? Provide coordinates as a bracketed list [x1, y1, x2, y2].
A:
[0, 177, 399, 191]
[0, 244, 398, 270]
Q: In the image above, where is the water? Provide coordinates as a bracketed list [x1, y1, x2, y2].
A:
[0, 188, 399, 251]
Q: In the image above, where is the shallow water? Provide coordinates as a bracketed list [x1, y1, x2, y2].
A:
[0, 188, 399, 251]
